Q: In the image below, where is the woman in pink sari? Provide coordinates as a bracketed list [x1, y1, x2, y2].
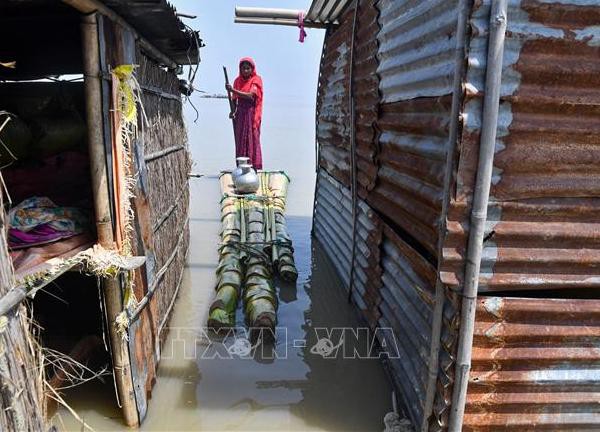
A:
[226, 57, 264, 169]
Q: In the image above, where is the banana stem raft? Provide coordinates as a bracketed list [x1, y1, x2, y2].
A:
[208, 171, 297, 338]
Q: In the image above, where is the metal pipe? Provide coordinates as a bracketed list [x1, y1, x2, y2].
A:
[421, 0, 472, 430]
[448, 1, 508, 430]
[234, 17, 328, 29]
[81, 14, 140, 427]
[64, 0, 178, 69]
[235, 6, 302, 20]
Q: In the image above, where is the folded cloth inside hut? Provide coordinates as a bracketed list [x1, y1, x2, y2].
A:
[10, 233, 94, 281]
[8, 196, 89, 249]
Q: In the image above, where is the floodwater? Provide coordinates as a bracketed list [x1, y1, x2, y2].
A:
[53, 99, 392, 431]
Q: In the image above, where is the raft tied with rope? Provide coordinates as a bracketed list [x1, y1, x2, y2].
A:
[208, 171, 297, 337]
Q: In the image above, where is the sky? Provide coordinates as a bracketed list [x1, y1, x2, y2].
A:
[171, 0, 325, 210]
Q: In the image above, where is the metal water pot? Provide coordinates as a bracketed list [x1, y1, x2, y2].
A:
[234, 163, 259, 194]
[232, 156, 250, 181]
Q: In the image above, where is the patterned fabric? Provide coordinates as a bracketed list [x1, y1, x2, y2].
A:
[8, 197, 88, 249]
[234, 98, 263, 170]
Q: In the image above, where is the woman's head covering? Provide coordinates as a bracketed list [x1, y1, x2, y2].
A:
[233, 57, 263, 130]
[238, 57, 256, 76]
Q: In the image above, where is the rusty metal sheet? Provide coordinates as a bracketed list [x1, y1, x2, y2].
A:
[367, 96, 452, 257]
[354, 0, 381, 195]
[463, 296, 600, 431]
[376, 0, 459, 103]
[313, 169, 383, 327]
[365, 0, 461, 258]
[317, 7, 353, 186]
[378, 225, 437, 427]
[442, 0, 600, 294]
[434, 1, 600, 429]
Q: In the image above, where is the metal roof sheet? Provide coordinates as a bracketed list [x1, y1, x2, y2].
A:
[306, 0, 353, 24]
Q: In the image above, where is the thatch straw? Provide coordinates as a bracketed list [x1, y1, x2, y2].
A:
[0, 192, 45, 432]
[134, 50, 191, 335]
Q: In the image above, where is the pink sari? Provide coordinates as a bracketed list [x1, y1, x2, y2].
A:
[233, 57, 263, 169]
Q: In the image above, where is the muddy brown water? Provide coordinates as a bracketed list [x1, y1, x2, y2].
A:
[53, 99, 392, 431]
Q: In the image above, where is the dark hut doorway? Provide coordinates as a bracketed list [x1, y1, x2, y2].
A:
[0, 0, 118, 421]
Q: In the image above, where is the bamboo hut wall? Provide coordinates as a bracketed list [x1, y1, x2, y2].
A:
[97, 15, 149, 422]
[136, 50, 191, 338]
[0, 190, 45, 432]
[124, 48, 190, 419]
[97, 14, 191, 421]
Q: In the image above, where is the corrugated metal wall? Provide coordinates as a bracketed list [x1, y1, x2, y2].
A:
[466, 296, 600, 431]
[316, 7, 352, 186]
[379, 225, 437, 426]
[313, 0, 600, 430]
[435, 1, 600, 430]
[314, 169, 383, 327]
[441, 0, 600, 295]
[314, 0, 460, 427]
[367, 0, 459, 258]
[354, 0, 380, 196]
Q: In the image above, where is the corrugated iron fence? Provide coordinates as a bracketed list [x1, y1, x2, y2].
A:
[312, 0, 600, 430]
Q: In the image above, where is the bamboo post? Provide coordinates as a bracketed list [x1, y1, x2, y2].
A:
[448, 1, 508, 430]
[422, 0, 472, 429]
[223, 66, 237, 145]
[81, 13, 139, 427]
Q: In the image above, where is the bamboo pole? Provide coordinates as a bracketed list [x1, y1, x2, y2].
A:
[223, 66, 238, 144]
[448, 1, 508, 430]
[243, 197, 276, 341]
[268, 173, 297, 281]
[208, 174, 242, 329]
[421, 0, 472, 429]
[81, 13, 139, 427]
